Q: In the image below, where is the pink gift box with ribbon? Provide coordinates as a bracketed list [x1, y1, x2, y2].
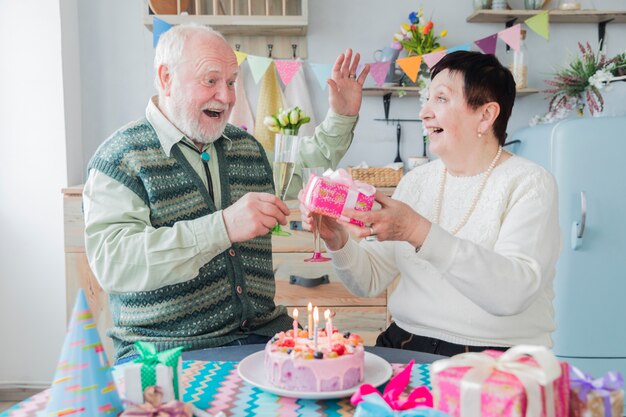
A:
[302, 168, 376, 227]
[431, 345, 570, 417]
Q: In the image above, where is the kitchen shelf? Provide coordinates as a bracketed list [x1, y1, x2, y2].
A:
[363, 87, 420, 97]
[143, 14, 307, 36]
[466, 9, 626, 24]
[363, 86, 539, 97]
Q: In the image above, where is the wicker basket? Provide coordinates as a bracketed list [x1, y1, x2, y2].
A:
[348, 167, 403, 187]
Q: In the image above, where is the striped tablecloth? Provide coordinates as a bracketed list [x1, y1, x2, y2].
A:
[1, 360, 431, 417]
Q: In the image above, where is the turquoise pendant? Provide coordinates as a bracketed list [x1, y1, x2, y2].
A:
[201, 151, 210, 162]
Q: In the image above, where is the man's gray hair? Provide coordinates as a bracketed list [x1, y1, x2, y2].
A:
[153, 23, 226, 91]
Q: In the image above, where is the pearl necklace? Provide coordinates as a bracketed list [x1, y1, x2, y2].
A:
[433, 146, 503, 235]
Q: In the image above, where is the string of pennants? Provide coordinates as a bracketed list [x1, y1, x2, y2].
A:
[153, 12, 549, 87]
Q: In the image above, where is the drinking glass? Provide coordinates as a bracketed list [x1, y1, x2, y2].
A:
[301, 167, 331, 262]
[271, 130, 300, 236]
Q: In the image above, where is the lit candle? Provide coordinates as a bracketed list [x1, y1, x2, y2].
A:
[324, 309, 332, 350]
[307, 302, 313, 339]
[292, 308, 299, 339]
[313, 306, 319, 352]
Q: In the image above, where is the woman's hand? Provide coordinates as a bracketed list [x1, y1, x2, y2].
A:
[342, 192, 431, 247]
[298, 190, 349, 251]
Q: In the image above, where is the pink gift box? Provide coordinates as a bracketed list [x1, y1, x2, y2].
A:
[431, 346, 570, 417]
[303, 169, 375, 227]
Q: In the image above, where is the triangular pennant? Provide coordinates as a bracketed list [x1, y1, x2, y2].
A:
[45, 289, 122, 416]
[247, 55, 273, 84]
[274, 60, 303, 86]
[369, 61, 392, 87]
[153, 17, 172, 48]
[498, 24, 522, 52]
[525, 11, 550, 40]
[447, 43, 472, 53]
[234, 51, 248, 66]
[309, 63, 333, 90]
[475, 34, 499, 55]
[422, 50, 447, 69]
[396, 56, 422, 83]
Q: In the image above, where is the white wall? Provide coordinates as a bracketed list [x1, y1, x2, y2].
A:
[0, 0, 69, 386]
[1, 0, 625, 385]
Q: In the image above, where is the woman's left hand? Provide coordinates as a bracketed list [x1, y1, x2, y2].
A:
[342, 192, 431, 247]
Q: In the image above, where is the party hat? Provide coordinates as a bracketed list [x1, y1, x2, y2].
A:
[44, 289, 122, 416]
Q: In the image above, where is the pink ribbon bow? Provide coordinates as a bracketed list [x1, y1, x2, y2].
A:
[351, 360, 433, 411]
[121, 401, 192, 417]
[323, 168, 376, 196]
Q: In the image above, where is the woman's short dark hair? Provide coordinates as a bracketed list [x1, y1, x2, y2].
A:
[430, 51, 515, 145]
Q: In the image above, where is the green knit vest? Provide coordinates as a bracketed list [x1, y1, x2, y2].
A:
[88, 119, 291, 360]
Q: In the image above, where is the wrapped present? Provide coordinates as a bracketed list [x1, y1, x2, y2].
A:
[302, 168, 376, 227]
[570, 366, 624, 417]
[123, 341, 184, 406]
[431, 345, 570, 417]
[351, 360, 452, 417]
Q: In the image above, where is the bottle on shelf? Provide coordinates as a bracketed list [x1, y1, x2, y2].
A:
[511, 29, 528, 90]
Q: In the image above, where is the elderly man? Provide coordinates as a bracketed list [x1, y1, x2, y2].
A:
[83, 23, 369, 361]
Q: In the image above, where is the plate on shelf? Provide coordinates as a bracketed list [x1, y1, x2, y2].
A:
[237, 351, 392, 400]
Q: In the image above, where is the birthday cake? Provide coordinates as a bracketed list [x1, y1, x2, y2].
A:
[264, 328, 365, 392]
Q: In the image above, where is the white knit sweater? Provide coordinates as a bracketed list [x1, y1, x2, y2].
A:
[330, 155, 561, 347]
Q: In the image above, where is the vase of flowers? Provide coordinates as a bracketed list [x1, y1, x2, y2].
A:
[391, 7, 448, 87]
[532, 43, 626, 124]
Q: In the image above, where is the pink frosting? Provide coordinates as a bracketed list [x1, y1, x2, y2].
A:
[264, 332, 365, 392]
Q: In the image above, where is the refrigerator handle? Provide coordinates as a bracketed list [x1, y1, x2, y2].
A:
[571, 191, 587, 250]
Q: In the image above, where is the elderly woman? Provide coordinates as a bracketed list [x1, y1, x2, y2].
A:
[305, 51, 561, 356]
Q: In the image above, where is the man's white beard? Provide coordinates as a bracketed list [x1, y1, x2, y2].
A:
[168, 92, 229, 144]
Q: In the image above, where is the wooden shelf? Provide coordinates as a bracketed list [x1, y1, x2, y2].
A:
[467, 9, 626, 23]
[363, 86, 539, 97]
[516, 87, 540, 97]
[143, 14, 307, 35]
[363, 87, 420, 97]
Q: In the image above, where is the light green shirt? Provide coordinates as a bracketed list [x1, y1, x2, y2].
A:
[83, 97, 357, 294]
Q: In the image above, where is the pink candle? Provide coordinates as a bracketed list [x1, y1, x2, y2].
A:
[324, 309, 332, 350]
[292, 308, 299, 339]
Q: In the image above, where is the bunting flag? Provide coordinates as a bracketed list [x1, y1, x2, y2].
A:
[396, 56, 422, 83]
[247, 55, 273, 84]
[525, 11, 550, 40]
[422, 50, 447, 69]
[44, 289, 122, 416]
[498, 24, 522, 52]
[153, 17, 172, 48]
[475, 34, 499, 55]
[254, 62, 284, 151]
[234, 51, 248, 66]
[228, 64, 255, 134]
[274, 59, 303, 86]
[369, 61, 392, 87]
[310, 63, 333, 90]
[447, 43, 472, 53]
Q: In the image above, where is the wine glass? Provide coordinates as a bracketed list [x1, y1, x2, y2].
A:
[302, 167, 331, 262]
[271, 130, 300, 236]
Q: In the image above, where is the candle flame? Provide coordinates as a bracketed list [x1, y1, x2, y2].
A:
[308, 302, 312, 312]
[293, 308, 298, 319]
[313, 306, 319, 324]
[324, 309, 330, 320]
